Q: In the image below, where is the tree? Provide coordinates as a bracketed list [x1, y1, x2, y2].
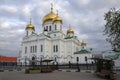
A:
[104, 8, 120, 52]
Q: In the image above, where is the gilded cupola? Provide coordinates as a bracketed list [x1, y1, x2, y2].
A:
[42, 3, 57, 23]
[67, 26, 74, 34]
[53, 10, 62, 23]
[26, 18, 35, 30]
[81, 40, 86, 47]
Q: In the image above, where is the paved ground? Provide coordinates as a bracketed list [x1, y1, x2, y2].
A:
[0, 70, 107, 80]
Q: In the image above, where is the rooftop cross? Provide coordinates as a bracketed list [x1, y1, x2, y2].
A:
[30, 18, 32, 24]
[51, 3, 53, 12]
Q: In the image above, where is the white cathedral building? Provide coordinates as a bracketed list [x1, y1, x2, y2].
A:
[19, 5, 93, 65]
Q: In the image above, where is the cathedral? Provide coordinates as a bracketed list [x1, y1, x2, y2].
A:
[19, 4, 92, 65]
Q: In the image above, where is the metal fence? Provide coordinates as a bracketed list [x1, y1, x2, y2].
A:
[0, 62, 96, 71]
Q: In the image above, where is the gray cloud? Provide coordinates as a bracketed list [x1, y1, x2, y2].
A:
[0, 0, 119, 56]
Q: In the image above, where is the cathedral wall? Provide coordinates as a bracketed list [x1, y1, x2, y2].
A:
[52, 39, 60, 57]
[53, 22, 62, 31]
[74, 54, 94, 64]
[44, 39, 52, 59]
[65, 40, 73, 63]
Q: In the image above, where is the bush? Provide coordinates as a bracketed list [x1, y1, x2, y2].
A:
[29, 67, 40, 70]
[25, 69, 30, 74]
[0, 69, 4, 72]
[25, 67, 41, 74]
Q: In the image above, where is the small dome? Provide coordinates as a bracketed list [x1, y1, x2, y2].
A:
[81, 40, 86, 47]
[26, 18, 35, 30]
[67, 27, 74, 34]
[26, 24, 35, 30]
[53, 16, 62, 23]
[42, 12, 57, 23]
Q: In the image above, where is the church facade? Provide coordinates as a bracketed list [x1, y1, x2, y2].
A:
[19, 5, 92, 65]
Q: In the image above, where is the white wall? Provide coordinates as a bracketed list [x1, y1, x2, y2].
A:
[74, 54, 94, 64]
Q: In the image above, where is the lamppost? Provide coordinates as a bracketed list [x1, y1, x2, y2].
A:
[69, 61, 71, 68]
[40, 57, 42, 66]
[54, 56, 59, 69]
[76, 57, 80, 72]
[85, 56, 88, 70]
[25, 58, 27, 67]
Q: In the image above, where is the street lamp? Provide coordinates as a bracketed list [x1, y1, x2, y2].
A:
[54, 57, 59, 69]
[76, 57, 80, 72]
[40, 57, 42, 66]
[25, 58, 27, 67]
[85, 56, 88, 70]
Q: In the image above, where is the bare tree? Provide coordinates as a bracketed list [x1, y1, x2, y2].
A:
[104, 8, 120, 52]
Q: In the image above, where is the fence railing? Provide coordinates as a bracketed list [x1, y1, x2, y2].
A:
[0, 62, 96, 70]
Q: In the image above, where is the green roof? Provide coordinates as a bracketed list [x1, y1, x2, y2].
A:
[74, 49, 91, 54]
[64, 36, 73, 39]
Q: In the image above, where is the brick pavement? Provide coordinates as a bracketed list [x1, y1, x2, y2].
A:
[0, 70, 108, 80]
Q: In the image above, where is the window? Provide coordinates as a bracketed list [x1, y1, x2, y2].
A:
[35, 46, 37, 53]
[53, 45, 55, 52]
[25, 47, 27, 53]
[33, 46, 34, 53]
[30, 46, 32, 53]
[53, 45, 58, 52]
[46, 26, 48, 31]
[26, 31, 28, 35]
[56, 45, 58, 52]
[55, 25, 57, 30]
[49, 26, 51, 31]
[41, 45, 43, 52]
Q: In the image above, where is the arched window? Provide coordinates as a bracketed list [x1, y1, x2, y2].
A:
[41, 45, 43, 52]
[49, 26, 51, 31]
[53, 45, 55, 52]
[56, 45, 58, 52]
[46, 26, 48, 31]
[35, 45, 37, 53]
[30, 46, 32, 53]
[55, 24, 57, 30]
[33, 46, 34, 53]
[26, 31, 28, 35]
[25, 47, 27, 53]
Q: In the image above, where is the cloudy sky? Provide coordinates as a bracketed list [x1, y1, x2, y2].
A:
[0, 0, 120, 57]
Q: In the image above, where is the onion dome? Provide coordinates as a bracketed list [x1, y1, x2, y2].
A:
[53, 10, 62, 23]
[67, 26, 74, 34]
[43, 12, 57, 23]
[26, 18, 35, 30]
[81, 40, 86, 47]
[42, 3, 57, 23]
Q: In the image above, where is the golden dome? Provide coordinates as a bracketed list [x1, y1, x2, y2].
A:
[42, 12, 57, 23]
[67, 27, 74, 34]
[53, 10, 62, 23]
[26, 18, 35, 30]
[42, 3, 58, 23]
[81, 40, 86, 47]
[53, 16, 62, 23]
